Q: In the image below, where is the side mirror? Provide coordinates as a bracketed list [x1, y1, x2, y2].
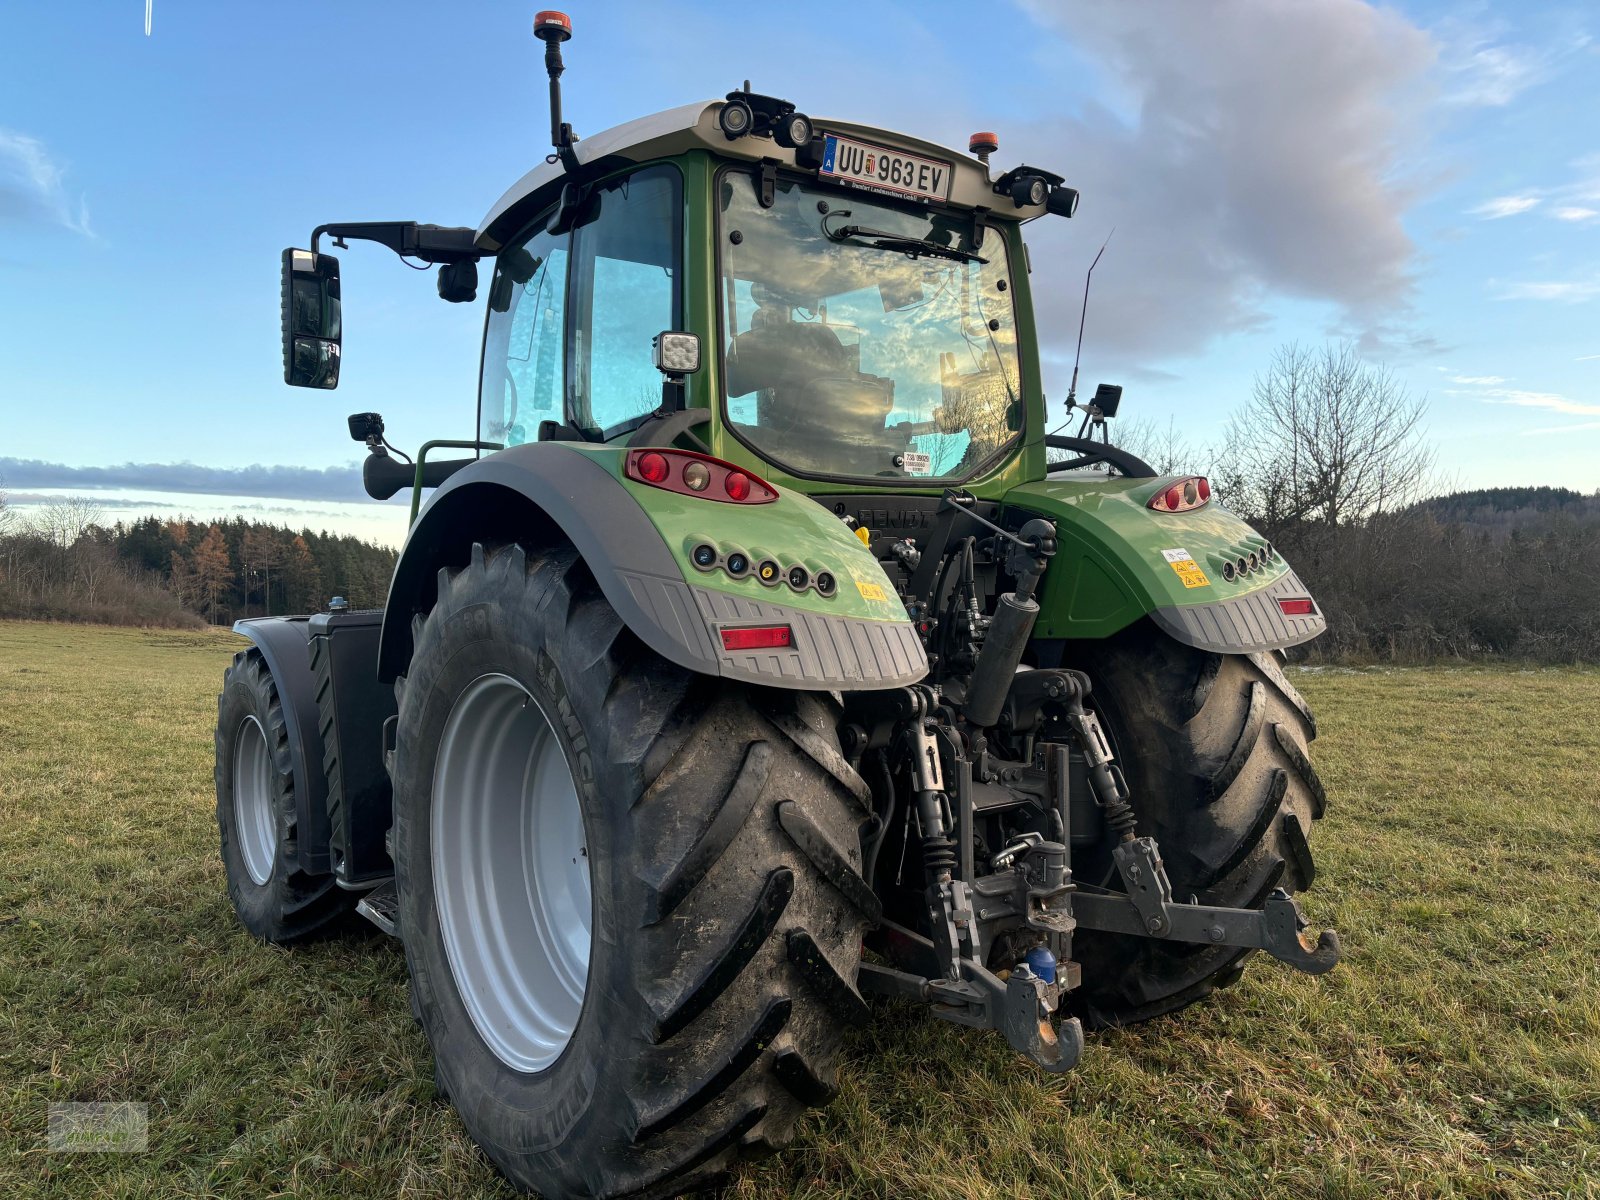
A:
[281, 248, 342, 388]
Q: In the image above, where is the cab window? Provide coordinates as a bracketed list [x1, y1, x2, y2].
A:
[569, 165, 681, 438]
[480, 229, 568, 448]
[478, 163, 681, 446]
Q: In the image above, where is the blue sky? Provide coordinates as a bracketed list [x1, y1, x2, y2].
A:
[1, 0, 1596, 545]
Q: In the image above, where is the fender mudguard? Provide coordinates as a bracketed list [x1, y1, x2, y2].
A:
[1004, 476, 1326, 653]
[377, 441, 926, 689]
[231, 616, 334, 876]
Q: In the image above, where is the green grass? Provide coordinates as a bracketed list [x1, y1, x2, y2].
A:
[2, 621, 1597, 1199]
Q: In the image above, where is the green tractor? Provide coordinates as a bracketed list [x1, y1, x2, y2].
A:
[217, 12, 1336, 1197]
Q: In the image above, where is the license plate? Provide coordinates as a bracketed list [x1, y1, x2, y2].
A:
[818, 134, 952, 203]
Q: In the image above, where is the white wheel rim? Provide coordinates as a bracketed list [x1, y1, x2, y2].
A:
[232, 715, 278, 886]
[431, 673, 593, 1073]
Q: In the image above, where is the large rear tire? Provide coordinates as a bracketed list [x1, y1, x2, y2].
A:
[391, 543, 876, 1199]
[214, 648, 356, 943]
[1064, 625, 1325, 1027]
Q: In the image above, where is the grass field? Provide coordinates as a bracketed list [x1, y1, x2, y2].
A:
[1, 620, 1597, 1199]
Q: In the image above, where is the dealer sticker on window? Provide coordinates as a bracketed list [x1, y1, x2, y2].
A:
[901, 450, 932, 476]
[1161, 547, 1210, 588]
[819, 133, 953, 203]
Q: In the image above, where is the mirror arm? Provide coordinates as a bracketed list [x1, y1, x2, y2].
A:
[310, 222, 480, 264]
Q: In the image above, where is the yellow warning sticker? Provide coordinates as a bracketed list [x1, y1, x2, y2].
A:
[856, 580, 888, 603]
[1169, 558, 1210, 589]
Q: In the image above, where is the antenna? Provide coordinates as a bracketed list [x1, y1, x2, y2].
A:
[534, 11, 580, 172]
[1064, 227, 1114, 415]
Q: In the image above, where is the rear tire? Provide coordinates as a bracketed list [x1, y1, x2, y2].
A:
[1064, 624, 1325, 1027]
[214, 648, 356, 943]
[391, 543, 875, 1199]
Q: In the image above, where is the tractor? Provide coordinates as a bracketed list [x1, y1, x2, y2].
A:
[216, 12, 1337, 1197]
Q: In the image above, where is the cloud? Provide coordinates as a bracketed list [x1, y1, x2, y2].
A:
[1493, 278, 1600, 302]
[0, 129, 92, 236]
[1010, 0, 1435, 367]
[1440, 39, 1548, 107]
[1578, 353, 1600, 361]
[1522, 421, 1600, 436]
[0, 458, 376, 503]
[1465, 158, 1600, 226]
[1471, 195, 1540, 218]
[1450, 374, 1506, 385]
[1474, 389, 1600, 416]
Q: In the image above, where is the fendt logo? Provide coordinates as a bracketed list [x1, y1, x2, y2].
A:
[850, 508, 936, 531]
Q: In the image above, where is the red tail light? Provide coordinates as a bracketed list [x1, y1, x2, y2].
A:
[720, 625, 793, 650]
[1278, 598, 1316, 616]
[624, 449, 777, 504]
[1147, 476, 1211, 514]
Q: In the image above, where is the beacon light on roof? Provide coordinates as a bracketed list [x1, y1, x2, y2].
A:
[533, 10, 571, 38]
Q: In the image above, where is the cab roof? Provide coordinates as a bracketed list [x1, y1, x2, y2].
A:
[477, 99, 1039, 250]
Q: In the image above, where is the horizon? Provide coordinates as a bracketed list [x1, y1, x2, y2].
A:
[3, 0, 1597, 541]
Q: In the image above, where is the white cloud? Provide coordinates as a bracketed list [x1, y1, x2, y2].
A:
[1450, 374, 1506, 385]
[1471, 195, 1540, 218]
[1552, 206, 1599, 222]
[1479, 389, 1600, 416]
[1522, 421, 1600, 435]
[1011, 0, 1435, 363]
[1494, 278, 1600, 302]
[1577, 353, 1600, 361]
[0, 128, 92, 237]
[1438, 34, 1549, 107]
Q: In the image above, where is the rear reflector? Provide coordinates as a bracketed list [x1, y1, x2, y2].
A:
[1278, 598, 1316, 616]
[719, 625, 794, 651]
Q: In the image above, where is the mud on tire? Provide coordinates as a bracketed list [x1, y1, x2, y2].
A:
[1064, 624, 1325, 1028]
[391, 543, 876, 1199]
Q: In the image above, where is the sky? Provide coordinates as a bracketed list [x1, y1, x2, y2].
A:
[1, 0, 1597, 547]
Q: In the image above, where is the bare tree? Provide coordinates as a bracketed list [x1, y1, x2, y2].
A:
[1214, 343, 1433, 528]
[33, 496, 104, 549]
[1111, 415, 1204, 476]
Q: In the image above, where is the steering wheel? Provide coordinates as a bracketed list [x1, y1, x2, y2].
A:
[1044, 435, 1155, 478]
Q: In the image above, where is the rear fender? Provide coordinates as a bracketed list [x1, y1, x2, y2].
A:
[231, 616, 333, 876]
[378, 442, 926, 689]
[1004, 476, 1325, 653]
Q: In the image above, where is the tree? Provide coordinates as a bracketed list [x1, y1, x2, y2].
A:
[282, 534, 322, 613]
[192, 524, 233, 620]
[1214, 343, 1433, 530]
[241, 526, 285, 617]
[1111, 415, 1203, 476]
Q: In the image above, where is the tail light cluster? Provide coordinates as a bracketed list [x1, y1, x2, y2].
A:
[625, 448, 777, 505]
[1147, 476, 1211, 514]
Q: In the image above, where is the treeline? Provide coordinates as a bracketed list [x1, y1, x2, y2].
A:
[1117, 344, 1600, 665]
[1250, 490, 1600, 663]
[0, 499, 397, 628]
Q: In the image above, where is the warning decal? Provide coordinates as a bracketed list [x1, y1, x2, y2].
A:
[1169, 558, 1210, 589]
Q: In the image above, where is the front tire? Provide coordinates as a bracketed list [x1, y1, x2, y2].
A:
[214, 648, 355, 943]
[1064, 625, 1326, 1027]
[391, 544, 876, 1198]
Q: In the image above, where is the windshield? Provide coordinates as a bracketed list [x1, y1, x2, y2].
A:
[719, 171, 1022, 482]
